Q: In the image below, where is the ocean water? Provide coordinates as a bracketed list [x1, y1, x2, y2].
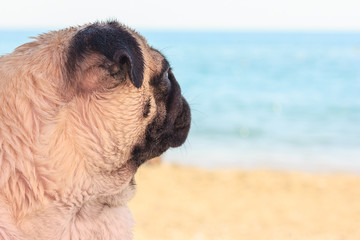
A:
[1, 30, 360, 172]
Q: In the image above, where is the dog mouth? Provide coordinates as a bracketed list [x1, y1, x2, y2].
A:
[169, 98, 191, 148]
[130, 97, 191, 167]
[130, 73, 191, 167]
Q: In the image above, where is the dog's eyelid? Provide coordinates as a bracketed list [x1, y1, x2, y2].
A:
[162, 69, 171, 87]
[162, 66, 172, 79]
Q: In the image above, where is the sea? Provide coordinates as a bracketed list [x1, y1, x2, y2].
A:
[1, 30, 360, 173]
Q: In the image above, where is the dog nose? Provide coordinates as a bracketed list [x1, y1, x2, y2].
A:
[165, 71, 183, 126]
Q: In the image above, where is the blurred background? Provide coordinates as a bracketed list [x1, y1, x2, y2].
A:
[2, 0, 359, 173]
[1, 1, 360, 239]
[0, 0, 360, 172]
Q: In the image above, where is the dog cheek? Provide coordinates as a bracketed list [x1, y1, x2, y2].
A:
[79, 69, 102, 92]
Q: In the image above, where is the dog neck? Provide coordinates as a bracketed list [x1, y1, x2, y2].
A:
[18, 197, 135, 239]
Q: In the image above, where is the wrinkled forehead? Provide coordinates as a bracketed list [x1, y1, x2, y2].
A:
[148, 47, 170, 73]
[148, 47, 165, 66]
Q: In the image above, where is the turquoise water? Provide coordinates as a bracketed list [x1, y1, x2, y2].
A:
[1, 30, 360, 172]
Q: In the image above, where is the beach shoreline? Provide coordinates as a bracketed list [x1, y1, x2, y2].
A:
[129, 163, 360, 240]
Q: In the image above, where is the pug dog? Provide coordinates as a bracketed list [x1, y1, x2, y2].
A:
[0, 21, 191, 240]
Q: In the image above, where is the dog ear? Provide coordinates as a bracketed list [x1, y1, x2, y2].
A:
[66, 23, 145, 91]
[112, 48, 143, 88]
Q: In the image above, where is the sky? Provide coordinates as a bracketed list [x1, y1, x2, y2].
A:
[0, 0, 359, 30]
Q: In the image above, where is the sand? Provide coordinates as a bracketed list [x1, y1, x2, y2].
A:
[129, 163, 360, 240]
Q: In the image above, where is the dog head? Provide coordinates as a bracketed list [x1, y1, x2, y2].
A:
[0, 21, 190, 219]
[58, 21, 191, 195]
[62, 21, 191, 167]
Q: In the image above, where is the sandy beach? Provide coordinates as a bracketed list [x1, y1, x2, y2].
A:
[129, 163, 360, 240]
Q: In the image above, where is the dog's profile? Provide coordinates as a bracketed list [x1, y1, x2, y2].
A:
[0, 21, 191, 240]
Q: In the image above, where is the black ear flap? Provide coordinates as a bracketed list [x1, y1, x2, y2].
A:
[113, 48, 143, 88]
[66, 23, 145, 91]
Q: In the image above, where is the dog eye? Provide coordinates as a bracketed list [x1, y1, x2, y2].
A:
[163, 71, 171, 88]
[163, 71, 169, 81]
